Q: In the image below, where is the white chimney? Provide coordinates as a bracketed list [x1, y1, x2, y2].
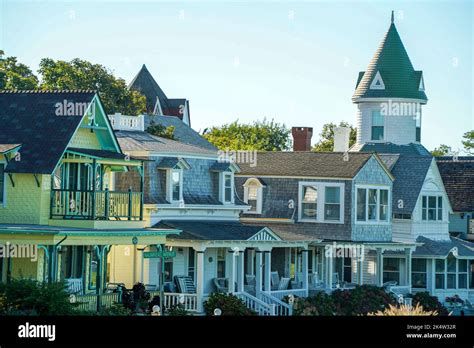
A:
[333, 127, 351, 152]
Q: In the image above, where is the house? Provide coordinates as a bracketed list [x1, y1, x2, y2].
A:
[349, 13, 474, 301]
[436, 156, 474, 240]
[109, 114, 313, 314]
[0, 90, 179, 308]
[128, 65, 191, 126]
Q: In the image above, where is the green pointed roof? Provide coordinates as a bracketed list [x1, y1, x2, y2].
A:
[352, 17, 428, 103]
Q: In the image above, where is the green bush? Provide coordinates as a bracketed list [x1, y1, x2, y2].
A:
[331, 285, 396, 316]
[166, 304, 189, 316]
[0, 279, 77, 315]
[204, 293, 256, 316]
[99, 303, 132, 316]
[293, 292, 335, 316]
[410, 292, 449, 316]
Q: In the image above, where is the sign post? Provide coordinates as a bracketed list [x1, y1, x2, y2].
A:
[148, 245, 176, 315]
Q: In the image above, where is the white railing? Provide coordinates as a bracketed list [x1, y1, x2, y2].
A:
[259, 291, 293, 316]
[148, 291, 199, 312]
[234, 292, 276, 316]
[109, 113, 145, 131]
[270, 288, 307, 301]
[75, 293, 121, 312]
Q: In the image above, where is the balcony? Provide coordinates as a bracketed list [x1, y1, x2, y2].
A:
[50, 188, 143, 221]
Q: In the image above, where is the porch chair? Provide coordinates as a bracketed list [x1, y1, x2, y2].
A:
[245, 274, 256, 294]
[66, 278, 84, 295]
[277, 277, 291, 291]
[309, 272, 323, 289]
[213, 278, 228, 293]
[174, 275, 196, 294]
[271, 272, 280, 290]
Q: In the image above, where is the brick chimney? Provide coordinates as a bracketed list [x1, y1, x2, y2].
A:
[292, 127, 313, 151]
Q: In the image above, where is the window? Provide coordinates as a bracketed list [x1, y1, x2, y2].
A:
[170, 169, 182, 202]
[435, 259, 445, 289]
[421, 195, 443, 221]
[447, 255, 456, 289]
[164, 254, 173, 282]
[301, 185, 318, 220]
[343, 257, 352, 282]
[356, 187, 390, 223]
[220, 172, 234, 204]
[371, 111, 384, 141]
[0, 163, 4, 204]
[243, 178, 263, 214]
[217, 249, 226, 278]
[458, 259, 468, 289]
[383, 258, 400, 283]
[324, 187, 341, 221]
[299, 183, 344, 223]
[411, 259, 427, 288]
[62, 246, 84, 279]
[415, 111, 421, 142]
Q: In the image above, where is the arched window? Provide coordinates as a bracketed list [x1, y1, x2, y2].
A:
[243, 178, 265, 214]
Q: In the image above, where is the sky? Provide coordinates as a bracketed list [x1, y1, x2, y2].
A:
[0, 0, 473, 152]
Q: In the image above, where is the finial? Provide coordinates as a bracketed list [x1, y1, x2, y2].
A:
[391, 10, 394, 24]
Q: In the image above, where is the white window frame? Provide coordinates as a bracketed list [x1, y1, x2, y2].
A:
[220, 171, 234, 204]
[243, 178, 264, 214]
[0, 161, 6, 207]
[421, 195, 444, 222]
[298, 182, 344, 224]
[435, 256, 469, 290]
[355, 185, 391, 225]
[166, 168, 183, 203]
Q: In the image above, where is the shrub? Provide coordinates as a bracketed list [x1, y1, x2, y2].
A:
[99, 303, 132, 316]
[166, 304, 189, 316]
[0, 279, 77, 315]
[121, 282, 150, 313]
[203, 293, 256, 316]
[331, 285, 396, 316]
[292, 292, 335, 316]
[410, 292, 449, 316]
[445, 295, 464, 305]
[368, 303, 438, 316]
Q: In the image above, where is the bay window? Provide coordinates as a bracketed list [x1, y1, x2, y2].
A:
[435, 259, 445, 289]
[421, 195, 443, 221]
[435, 256, 469, 290]
[298, 182, 344, 223]
[356, 186, 390, 223]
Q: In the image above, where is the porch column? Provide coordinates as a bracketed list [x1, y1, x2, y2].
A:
[237, 248, 245, 293]
[301, 248, 309, 296]
[228, 249, 236, 294]
[195, 249, 205, 313]
[376, 248, 384, 287]
[263, 250, 271, 292]
[326, 246, 334, 289]
[255, 251, 263, 295]
[405, 248, 412, 290]
[357, 257, 364, 285]
[431, 258, 436, 293]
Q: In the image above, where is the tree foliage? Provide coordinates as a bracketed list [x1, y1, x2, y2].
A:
[462, 130, 474, 155]
[38, 58, 146, 114]
[202, 118, 291, 151]
[0, 51, 39, 90]
[312, 121, 357, 152]
[146, 121, 175, 140]
[431, 144, 452, 157]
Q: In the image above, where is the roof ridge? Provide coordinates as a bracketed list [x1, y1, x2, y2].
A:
[0, 89, 96, 93]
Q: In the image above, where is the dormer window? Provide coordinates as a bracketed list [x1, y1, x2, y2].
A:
[369, 71, 385, 90]
[243, 178, 265, 214]
[170, 169, 182, 202]
[158, 157, 190, 204]
[221, 172, 234, 204]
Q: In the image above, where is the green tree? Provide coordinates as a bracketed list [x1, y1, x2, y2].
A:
[38, 58, 146, 115]
[0, 52, 39, 90]
[146, 121, 175, 140]
[312, 121, 357, 152]
[202, 118, 291, 151]
[462, 130, 474, 155]
[431, 144, 452, 157]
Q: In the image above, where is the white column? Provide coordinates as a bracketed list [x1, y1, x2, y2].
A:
[229, 249, 236, 294]
[327, 251, 333, 289]
[195, 249, 205, 313]
[405, 248, 412, 290]
[376, 248, 384, 287]
[237, 248, 245, 292]
[302, 248, 309, 296]
[357, 258, 364, 285]
[264, 250, 272, 292]
[255, 251, 263, 295]
[431, 259, 436, 293]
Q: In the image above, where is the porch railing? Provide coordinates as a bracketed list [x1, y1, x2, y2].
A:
[75, 293, 121, 312]
[259, 291, 293, 316]
[270, 288, 307, 301]
[50, 188, 143, 220]
[148, 291, 199, 312]
[234, 292, 276, 316]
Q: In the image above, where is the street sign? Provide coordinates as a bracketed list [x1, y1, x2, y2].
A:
[143, 250, 176, 259]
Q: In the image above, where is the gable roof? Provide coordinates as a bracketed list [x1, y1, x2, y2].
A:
[128, 65, 190, 123]
[352, 19, 428, 102]
[436, 156, 474, 212]
[115, 130, 216, 156]
[156, 220, 280, 241]
[145, 115, 217, 151]
[0, 90, 97, 174]
[237, 152, 375, 178]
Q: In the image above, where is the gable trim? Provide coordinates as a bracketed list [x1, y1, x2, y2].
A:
[370, 71, 385, 90]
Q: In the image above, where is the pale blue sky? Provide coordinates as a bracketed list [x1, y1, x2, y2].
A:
[1, 0, 472, 151]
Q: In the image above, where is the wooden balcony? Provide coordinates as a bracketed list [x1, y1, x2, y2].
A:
[50, 188, 143, 221]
